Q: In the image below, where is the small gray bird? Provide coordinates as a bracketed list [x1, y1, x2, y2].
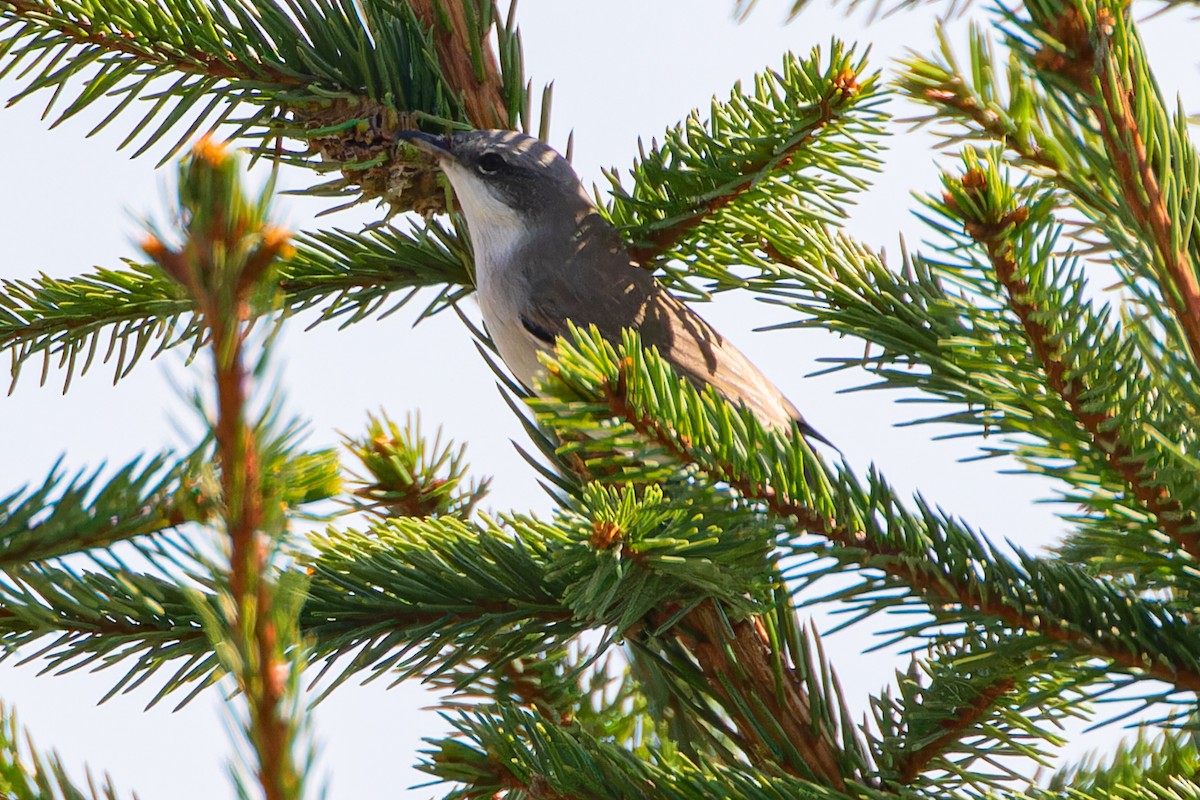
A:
[400, 129, 827, 443]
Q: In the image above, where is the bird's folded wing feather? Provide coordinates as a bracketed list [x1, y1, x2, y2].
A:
[520, 217, 826, 441]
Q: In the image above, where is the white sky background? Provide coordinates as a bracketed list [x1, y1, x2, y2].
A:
[0, 0, 1196, 797]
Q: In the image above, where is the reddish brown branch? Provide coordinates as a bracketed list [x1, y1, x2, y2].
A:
[407, 0, 509, 129]
[582, 388, 848, 786]
[495, 768, 576, 800]
[894, 675, 1016, 784]
[1095, 59, 1200, 364]
[209, 310, 290, 800]
[600, 373, 1200, 694]
[918, 85, 1064, 179]
[960, 194, 1200, 560]
[657, 601, 847, 788]
[1033, 6, 1200, 394]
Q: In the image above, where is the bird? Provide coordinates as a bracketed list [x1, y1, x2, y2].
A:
[398, 128, 828, 445]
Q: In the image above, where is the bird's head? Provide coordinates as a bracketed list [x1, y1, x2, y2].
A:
[399, 129, 593, 230]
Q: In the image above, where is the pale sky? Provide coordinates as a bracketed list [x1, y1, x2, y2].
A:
[0, 1, 1195, 797]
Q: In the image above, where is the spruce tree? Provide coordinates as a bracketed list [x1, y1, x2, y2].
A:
[0, 0, 1197, 798]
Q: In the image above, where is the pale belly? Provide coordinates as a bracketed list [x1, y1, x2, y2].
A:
[477, 273, 550, 392]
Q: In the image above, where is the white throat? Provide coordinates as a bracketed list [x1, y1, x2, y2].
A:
[441, 161, 546, 388]
[441, 161, 528, 290]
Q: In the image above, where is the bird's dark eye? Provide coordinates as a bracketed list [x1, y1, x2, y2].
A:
[477, 152, 506, 174]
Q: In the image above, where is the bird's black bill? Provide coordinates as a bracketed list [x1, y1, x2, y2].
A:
[396, 130, 454, 160]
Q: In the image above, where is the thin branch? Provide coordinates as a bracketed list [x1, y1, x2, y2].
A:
[626, 71, 861, 264]
[1, 0, 291, 83]
[961, 185, 1200, 561]
[144, 138, 296, 800]
[1093, 44, 1200, 361]
[1036, 4, 1200, 361]
[209, 307, 289, 800]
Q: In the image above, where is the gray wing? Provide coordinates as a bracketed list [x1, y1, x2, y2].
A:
[520, 213, 828, 443]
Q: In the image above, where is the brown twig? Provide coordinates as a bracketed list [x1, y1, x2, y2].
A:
[894, 674, 1016, 784]
[143, 137, 296, 800]
[407, 0, 510, 129]
[1, 0, 292, 84]
[1032, 5, 1200, 366]
[1095, 52, 1200, 363]
[209, 305, 289, 800]
[916, 83, 1068, 180]
[958, 187, 1200, 560]
[656, 601, 848, 788]
[569, 387, 850, 786]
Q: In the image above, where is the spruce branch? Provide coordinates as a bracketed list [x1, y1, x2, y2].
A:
[302, 513, 579, 694]
[430, 643, 628, 734]
[1, 514, 569, 711]
[0, 442, 335, 569]
[1046, 724, 1199, 793]
[872, 631, 1082, 794]
[342, 411, 489, 519]
[704, 150, 1199, 579]
[406, 0, 511, 129]
[0, 0, 526, 209]
[890, 670, 1019, 785]
[1018, 0, 1200, 363]
[1, 217, 470, 390]
[602, 45, 885, 280]
[653, 600, 850, 789]
[536, 326, 1200, 697]
[143, 137, 303, 799]
[0, 556, 216, 707]
[0, 451, 208, 568]
[895, 25, 1095, 199]
[421, 704, 866, 800]
[900, 3, 1200, 374]
[941, 152, 1200, 562]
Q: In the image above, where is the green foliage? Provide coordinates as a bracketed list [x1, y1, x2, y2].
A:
[872, 630, 1084, 794]
[0, 218, 470, 390]
[0, 701, 130, 800]
[0, 0, 460, 161]
[0, 550, 216, 707]
[421, 704, 861, 800]
[538, 325, 1200, 711]
[0, 451, 208, 567]
[602, 44, 886, 294]
[3, 0, 1200, 797]
[342, 411, 489, 519]
[1048, 725, 1200, 794]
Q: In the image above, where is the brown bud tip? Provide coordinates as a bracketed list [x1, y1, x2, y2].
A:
[833, 68, 860, 95]
[961, 168, 988, 191]
[590, 520, 623, 550]
[140, 234, 169, 261]
[260, 224, 295, 260]
[191, 134, 230, 166]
